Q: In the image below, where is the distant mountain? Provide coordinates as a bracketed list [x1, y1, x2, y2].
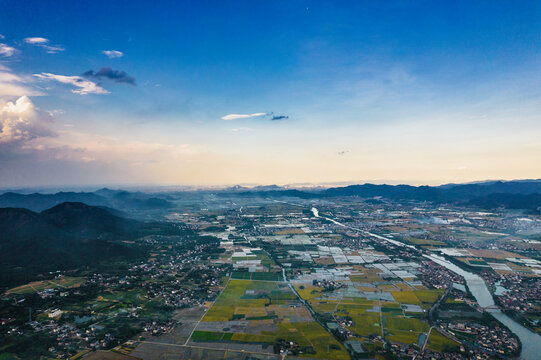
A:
[227, 180, 541, 212]
[223, 185, 284, 192]
[467, 193, 541, 213]
[251, 185, 283, 191]
[439, 178, 541, 188]
[0, 191, 109, 212]
[322, 184, 443, 201]
[321, 180, 541, 200]
[442, 180, 541, 199]
[96, 188, 174, 211]
[235, 189, 316, 199]
[0, 189, 174, 212]
[0, 202, 152, 288]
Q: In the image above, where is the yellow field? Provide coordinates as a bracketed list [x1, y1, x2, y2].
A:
[414, 290, 443, 304]
[234, 306, 266, 317]
[294, 285, 322, 300]
[391, 291, 420, 304]
[275, 228, 305, 235]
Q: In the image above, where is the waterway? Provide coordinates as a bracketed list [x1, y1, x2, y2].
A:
[311, 207, 541, 360]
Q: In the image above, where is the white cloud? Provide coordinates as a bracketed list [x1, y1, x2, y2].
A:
[41, 44, 65, 53]
[0, 43, 17, 57]
[221, 112, 266, 120]
[0, 96, 54, 144]
[102, 50, 124, 58]
[24, 37, 65, 53]
[34, 73, 109, 95]
[0, 34, 4, 39]
[24, 37, 49, 44]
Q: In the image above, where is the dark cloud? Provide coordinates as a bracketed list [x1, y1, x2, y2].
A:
[270, 115, 289, 121]
[83, 67, 136, 85]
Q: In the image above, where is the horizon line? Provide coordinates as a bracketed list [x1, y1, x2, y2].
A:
[1, 177, 540, 193]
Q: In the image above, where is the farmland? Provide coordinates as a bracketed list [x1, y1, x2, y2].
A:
[193, 279, 349, 359]
[2, 192, 535, 359]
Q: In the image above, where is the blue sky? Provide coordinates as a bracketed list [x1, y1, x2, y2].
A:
[1, 1, 540, 187]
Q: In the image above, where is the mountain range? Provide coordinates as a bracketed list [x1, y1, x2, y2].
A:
[1, 180, 540, 214]
[0, 188, 174, 213]
[231, 180, 541, 213]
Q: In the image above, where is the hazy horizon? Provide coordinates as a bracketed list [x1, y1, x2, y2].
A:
[2, 177, 541, 194]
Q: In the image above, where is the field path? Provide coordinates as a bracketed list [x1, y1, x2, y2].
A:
[184, 273, 232, 345]
[378, 292, 384, 338]
[140, 340, 279, 358]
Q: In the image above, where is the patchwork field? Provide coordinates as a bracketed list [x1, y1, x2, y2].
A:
[293, 276, 442, 350]
[193, 280, 349, 359]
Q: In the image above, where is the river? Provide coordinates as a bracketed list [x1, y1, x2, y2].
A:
[311, 207, 541, 360]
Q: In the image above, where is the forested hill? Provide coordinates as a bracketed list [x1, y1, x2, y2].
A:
[0, 202, 175, 288]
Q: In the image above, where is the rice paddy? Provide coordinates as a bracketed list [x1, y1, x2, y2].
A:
[194, 279, 349, 359]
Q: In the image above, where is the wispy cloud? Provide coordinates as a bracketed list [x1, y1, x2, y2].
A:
[221, 112, 290, 121]
[231, 127, 253, 132]
[221, 113, 266, 120]
[24, 37, 65, 53]
[83, 67, 136, 85]
[34, 73, 109, 95]
[41, 44, 64, 53]
[0, 43, 17, 57]
[102, 50, 124, 58]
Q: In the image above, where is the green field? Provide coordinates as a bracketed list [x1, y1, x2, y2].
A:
[334, 302, 382, 337]
[191, 331, 233, 341]
[426, 329, 460, 352]
[384, 316, 429, 332]
[386, 330, 422, 344]
[231, 271, 283, 281]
